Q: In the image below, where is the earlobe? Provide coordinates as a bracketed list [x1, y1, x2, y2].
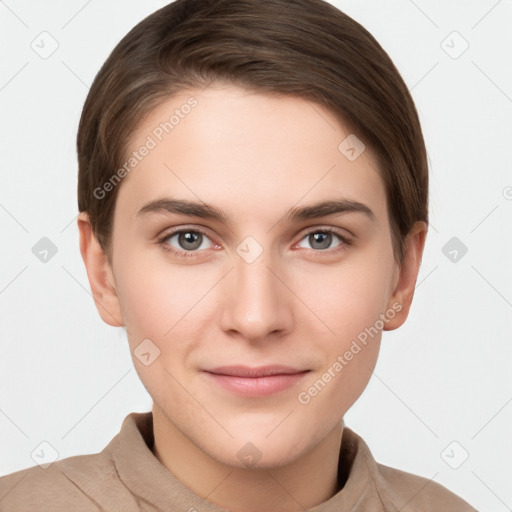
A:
[77, 212, 125, 327]
[384, 221, 428, 331]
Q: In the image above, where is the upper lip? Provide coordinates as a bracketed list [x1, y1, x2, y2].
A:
[204, 365, 309, 378]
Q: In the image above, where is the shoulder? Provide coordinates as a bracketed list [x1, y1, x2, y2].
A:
[341, 426, 478, 512]
[0, 450, 138, 512]
[374, 462, 478, 512]
[0, 411, 155, 512]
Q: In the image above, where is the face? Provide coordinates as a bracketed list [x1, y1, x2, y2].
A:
[96, 84, 404, 468]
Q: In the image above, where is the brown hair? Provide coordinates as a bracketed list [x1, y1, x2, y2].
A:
[77, 0, 428, 263]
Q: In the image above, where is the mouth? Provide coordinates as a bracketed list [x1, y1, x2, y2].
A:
[203, 365, 311, 397]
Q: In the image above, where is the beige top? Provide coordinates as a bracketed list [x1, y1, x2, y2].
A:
[0, 411, 477, 511]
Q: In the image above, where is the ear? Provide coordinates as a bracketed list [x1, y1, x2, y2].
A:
[384, 221, 428, 330]
[77, 212, 124, 327]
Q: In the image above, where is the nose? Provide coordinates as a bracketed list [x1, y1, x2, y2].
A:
[219, 249, 294, 343]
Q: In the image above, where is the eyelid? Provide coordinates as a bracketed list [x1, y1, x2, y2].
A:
[157, 224, 216, 241]
[298, 224, 353, 242]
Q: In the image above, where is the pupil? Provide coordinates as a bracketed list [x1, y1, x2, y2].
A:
[180, 231, 201, 249]
[311, 232, 331, 250]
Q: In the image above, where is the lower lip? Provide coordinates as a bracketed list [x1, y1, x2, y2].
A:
[204, 371, 310, 397]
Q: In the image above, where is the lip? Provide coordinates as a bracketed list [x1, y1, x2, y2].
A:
[203, 365, 310, 397]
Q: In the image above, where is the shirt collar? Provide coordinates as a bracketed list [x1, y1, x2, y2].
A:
[110, 411, 392, 511]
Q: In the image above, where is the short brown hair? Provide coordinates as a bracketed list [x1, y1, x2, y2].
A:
[77, 0, 428, 263]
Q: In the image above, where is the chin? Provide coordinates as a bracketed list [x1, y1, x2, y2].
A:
[210, 439, 306, 471]
[203, 423, 313, 470]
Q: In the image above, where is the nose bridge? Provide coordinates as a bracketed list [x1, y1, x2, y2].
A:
[220, 242, 292, 340]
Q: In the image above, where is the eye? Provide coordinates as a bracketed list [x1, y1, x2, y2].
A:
[158, 226, 351, 259]
[296, 228, 350, 254]
[158, 228, 216, 257]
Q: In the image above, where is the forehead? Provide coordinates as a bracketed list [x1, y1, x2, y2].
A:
[114, 84, 386, 224]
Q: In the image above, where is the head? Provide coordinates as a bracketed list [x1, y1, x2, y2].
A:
[77, 0, 428, 469]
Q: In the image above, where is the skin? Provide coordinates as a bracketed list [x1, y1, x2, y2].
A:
[78, 83, 427, 512]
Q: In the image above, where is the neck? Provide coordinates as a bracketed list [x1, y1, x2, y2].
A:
[151, 404, 343, 512]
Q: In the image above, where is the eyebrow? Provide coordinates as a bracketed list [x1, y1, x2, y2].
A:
[136, 197, 375, 223]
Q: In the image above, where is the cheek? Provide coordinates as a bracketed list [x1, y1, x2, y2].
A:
[297, 252, 394, 345]
[114, 251, 206, 338]
[295, 261, 388, 414]
[113, 253, 221, 390]
[113, 259, 205, 397]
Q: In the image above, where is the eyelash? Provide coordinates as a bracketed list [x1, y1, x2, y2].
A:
[157, 227, 352, 259]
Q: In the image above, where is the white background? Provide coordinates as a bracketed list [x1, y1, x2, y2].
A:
[1, 1, 511, 510]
